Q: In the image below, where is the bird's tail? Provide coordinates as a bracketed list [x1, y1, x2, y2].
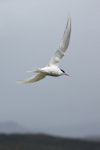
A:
[34, 68, 42, 73]
[26, 68, 41, 73]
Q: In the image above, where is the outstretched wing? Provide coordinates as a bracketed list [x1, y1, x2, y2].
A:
[16, 73, 46, 83]
[49, 16, 71, 66]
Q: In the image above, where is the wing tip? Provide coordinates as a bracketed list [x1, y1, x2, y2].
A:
[16, 80, 26, 84]
[16, 79, 31, 84]
[67, 15, 71, 28]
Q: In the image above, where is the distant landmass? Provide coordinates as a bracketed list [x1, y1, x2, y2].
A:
[0, 121, 100, 142]
[37, 122, 100, 139]
[0, 134, 100, 150]
[85, 136, 100, 142]
[0, 121, 29, 134]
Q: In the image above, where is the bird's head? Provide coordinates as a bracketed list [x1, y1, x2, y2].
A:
[60, 69, 69, 76]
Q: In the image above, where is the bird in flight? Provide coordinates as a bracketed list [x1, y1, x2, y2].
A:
[17, 16, 71, 83]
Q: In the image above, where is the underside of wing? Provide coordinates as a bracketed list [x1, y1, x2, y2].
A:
[49, 16, 71, 66]
[16, 73, 46, 84]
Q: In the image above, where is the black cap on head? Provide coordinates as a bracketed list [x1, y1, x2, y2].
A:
[60, 69, 65, 73]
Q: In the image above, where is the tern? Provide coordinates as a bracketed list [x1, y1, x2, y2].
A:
[17, 16, 71, 83]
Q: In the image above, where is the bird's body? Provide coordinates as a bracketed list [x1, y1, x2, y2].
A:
[17, 16, 71, 83]
[35, 66, 65, 77]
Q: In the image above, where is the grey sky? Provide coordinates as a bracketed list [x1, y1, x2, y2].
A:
[0, 0, 100, 137]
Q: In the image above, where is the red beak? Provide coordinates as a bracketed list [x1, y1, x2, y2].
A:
[64, 73, 69, 76]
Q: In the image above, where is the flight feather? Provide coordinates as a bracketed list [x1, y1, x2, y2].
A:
[49, 16, 71, 66]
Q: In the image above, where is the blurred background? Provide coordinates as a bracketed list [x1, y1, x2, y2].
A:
[0, 0, 100, 139]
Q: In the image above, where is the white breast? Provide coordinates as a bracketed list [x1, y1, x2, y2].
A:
[40, 66, 63, 76]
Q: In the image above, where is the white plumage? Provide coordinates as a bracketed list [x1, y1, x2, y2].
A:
[17, 16, 71, 83]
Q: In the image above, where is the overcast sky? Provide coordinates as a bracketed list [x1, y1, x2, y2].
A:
[0, 0, 100, 137]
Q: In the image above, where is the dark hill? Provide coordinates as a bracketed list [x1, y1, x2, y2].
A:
[0, 134, 100, 150]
